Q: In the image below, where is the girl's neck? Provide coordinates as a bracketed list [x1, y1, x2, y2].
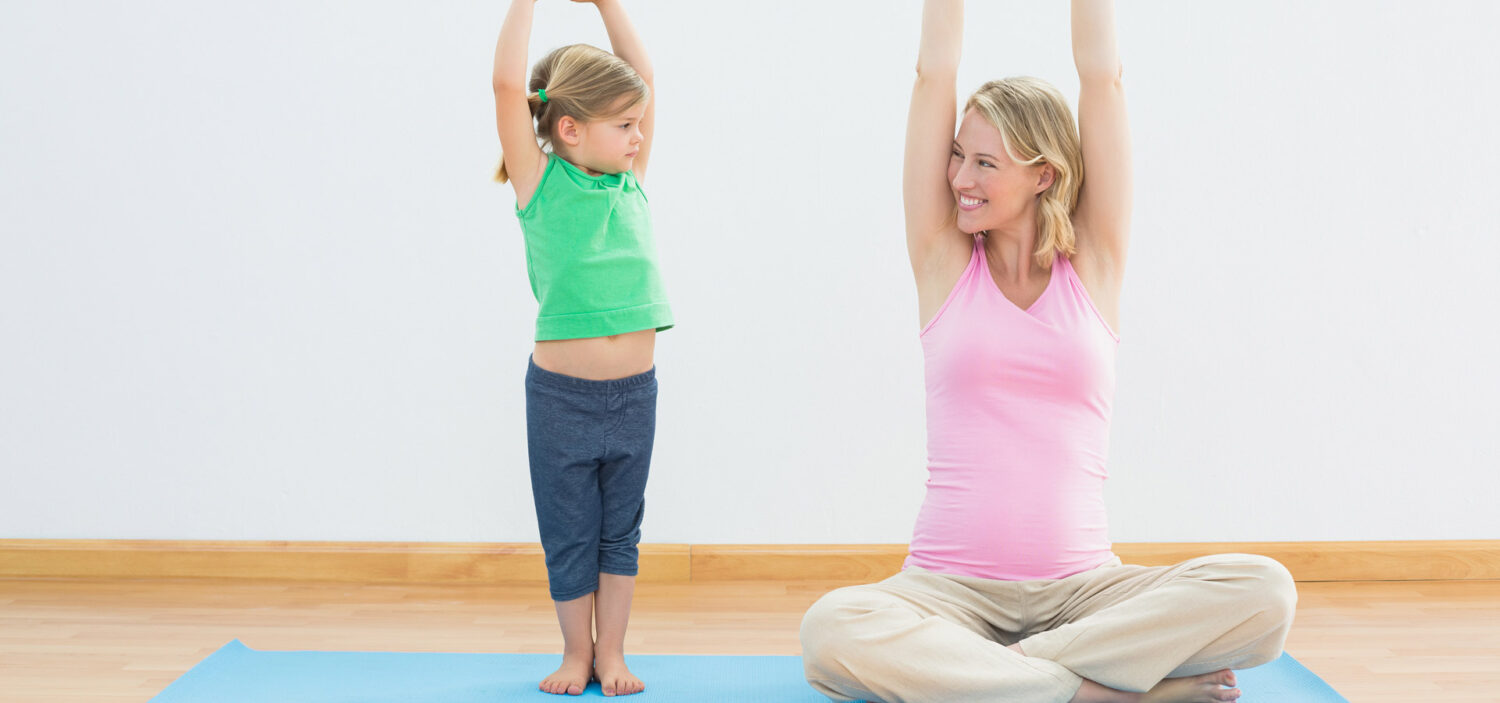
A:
[552, 148, 604, 176]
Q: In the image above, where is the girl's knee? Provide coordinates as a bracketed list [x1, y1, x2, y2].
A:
[542, 540, 600, 602]
[596, 543, 639, 576]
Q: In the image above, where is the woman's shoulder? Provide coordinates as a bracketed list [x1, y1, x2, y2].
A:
[1058, 240, 1123, 337]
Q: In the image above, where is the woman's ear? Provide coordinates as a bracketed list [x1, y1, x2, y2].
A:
[556, 115, 581, 147]
[1035, 163, 1056, 194]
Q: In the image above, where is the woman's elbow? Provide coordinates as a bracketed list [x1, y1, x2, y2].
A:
[1077, 60, 1124, 87]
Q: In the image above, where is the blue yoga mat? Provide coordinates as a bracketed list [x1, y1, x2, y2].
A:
[151, 640, 1347, 702]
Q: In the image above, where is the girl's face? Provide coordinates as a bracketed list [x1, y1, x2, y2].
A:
[557, 98, 646, 176]
[947, 109, 1053, 235]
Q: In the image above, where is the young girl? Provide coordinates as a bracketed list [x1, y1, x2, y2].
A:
[492, 0, 667, 696]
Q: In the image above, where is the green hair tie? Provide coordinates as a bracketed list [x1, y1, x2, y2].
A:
[538, 89, 548, 103]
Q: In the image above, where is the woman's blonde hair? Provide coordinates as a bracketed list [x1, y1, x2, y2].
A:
[495, 44, 650, 183]
[965, 77, 1083, 268]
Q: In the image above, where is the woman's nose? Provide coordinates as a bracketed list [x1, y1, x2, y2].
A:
[951, 164, 973, 190]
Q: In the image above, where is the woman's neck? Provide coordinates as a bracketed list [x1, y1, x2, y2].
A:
[981, 223, 1043, 278]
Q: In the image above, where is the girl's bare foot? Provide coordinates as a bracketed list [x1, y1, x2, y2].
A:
[594, 649, 644, 697]
[539, 647, 594, 696]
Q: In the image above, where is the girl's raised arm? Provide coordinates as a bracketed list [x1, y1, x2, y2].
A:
[494, 0, 547, 205]
[904, 0, 968, 279]
[583, 0, 655, 183]
[1071, 0, 1132, 279]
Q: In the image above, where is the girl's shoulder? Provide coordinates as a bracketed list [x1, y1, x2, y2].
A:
[516, 153, 565, 218]
[518, 155, 645, 219]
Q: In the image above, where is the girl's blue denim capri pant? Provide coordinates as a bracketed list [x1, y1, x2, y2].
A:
[525, 357, 656, 601]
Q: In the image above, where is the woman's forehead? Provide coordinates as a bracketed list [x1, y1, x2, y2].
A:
[956, 111, 1001, 146]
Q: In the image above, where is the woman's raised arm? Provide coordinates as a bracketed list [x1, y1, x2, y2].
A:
[1071, 0, 1132, 277]
[903, 0, 967, 277]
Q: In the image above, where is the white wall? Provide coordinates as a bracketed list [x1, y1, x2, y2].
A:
[3, 1, 1497, 544]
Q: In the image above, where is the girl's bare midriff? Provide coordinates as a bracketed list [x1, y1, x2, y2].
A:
[532, 328, 656, 381]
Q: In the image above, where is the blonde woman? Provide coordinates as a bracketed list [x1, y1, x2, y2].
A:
[799, 2, 1296, 702]
[493, 0, 667, 696]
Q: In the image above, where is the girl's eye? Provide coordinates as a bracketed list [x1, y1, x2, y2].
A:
[950, 150, 962, 158]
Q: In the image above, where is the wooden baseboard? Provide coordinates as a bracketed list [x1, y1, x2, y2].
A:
[1, 539, 1495, 583]
[691, 541, 1500, 582]
[0, 540, 689, 585]
[691, 544, 905, 582]
[1116, 541, 1500, 582]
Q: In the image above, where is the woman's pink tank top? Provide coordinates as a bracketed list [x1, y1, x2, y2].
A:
[905, 235, 1121, 581]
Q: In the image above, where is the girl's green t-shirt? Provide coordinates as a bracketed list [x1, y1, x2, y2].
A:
[516, 154, 673, 341]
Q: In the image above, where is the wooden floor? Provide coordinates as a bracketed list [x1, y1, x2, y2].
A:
[3, 577, 1498, 702]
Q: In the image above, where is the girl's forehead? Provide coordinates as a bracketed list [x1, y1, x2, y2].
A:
[604, 96, 647, 120]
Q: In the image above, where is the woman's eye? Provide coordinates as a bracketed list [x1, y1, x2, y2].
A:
[979, 160, 994, 168]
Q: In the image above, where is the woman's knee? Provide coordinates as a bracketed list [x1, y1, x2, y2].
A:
[799, 585, 894, 671]
[1188, 553, 1297, 617]
[1212, 554, 1298, 666]
[1235, 554, 1298, 620]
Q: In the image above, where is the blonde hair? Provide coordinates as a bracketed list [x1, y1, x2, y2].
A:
[495, 44, 650, 183]
[965, 77, 1083, 268]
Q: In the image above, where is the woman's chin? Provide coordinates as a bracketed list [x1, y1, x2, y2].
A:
[954, 214, 987, 235]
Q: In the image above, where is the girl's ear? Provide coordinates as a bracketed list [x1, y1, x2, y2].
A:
[556, 115, 581, 147]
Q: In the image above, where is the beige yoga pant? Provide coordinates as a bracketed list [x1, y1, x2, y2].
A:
[800, 554, 1297, 703]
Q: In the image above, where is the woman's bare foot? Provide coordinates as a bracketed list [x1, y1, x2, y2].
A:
[1072, 669, 1239, 703]
[1141, 670, 1240, 703]
[594, 649, 644, 697]
[539, 647, 594, 696]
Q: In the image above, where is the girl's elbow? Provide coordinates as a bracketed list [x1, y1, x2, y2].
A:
[493, 76, 526, 96]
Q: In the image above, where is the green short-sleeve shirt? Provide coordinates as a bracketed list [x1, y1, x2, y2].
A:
[516, 154, 674, 341]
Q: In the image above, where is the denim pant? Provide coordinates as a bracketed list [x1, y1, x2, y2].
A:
[525, 357, 657, 601]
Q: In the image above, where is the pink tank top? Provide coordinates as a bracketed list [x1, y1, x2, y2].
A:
[905, 236, 1120, 581]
